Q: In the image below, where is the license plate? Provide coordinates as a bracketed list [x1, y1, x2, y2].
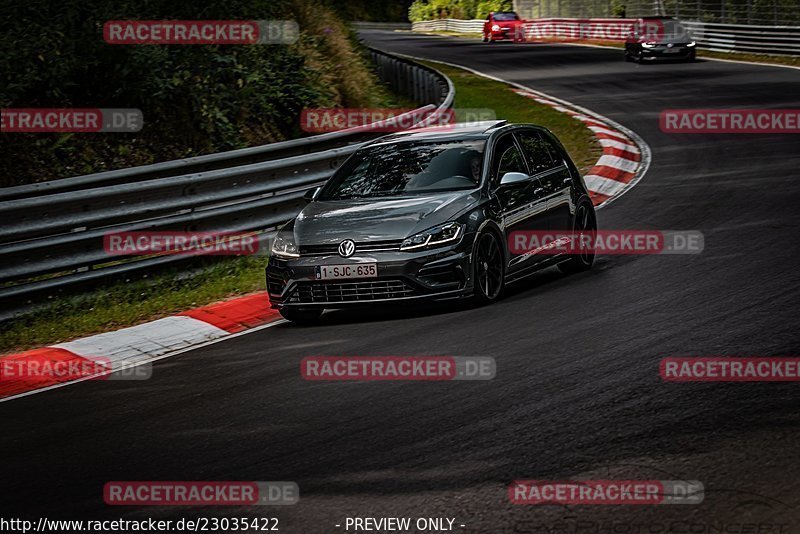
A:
[315, 263, 377, 280]
[664, 48, 681, 53]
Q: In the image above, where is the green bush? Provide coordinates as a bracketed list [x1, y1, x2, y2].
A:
[0, 0, 396, 185]
[408, 0, 513, 22]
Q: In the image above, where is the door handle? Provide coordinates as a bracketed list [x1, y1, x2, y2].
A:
[533, 187, 544, 195]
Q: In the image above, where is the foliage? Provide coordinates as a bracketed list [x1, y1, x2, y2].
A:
[328, 0, 415, 22]
[0, 0, 395, 185]
[409, 0, 513, 22]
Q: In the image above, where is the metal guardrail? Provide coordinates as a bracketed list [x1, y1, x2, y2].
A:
[412, 19, 485, 33]
[0, 48, 455, 317]
[412, 18, 800, 56]
[351, 22, 412, 31]
[683, 21, 800, 56]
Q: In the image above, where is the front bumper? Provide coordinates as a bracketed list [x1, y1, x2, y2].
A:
[640, 45, 695, 59]
[490, 27, 522, 41]
[266, 236, 476, 309]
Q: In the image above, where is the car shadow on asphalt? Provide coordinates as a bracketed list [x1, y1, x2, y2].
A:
[280, 257, 625, 327]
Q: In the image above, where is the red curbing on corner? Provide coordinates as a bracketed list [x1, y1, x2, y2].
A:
[0, 293, 282, 401]
[180, 293, 281, 333]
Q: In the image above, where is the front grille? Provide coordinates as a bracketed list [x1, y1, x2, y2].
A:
[288, 279, 416, 303]
[299, 240, 403, 256]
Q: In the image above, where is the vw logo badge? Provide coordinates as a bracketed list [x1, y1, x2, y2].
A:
[338, 239, 356, 258]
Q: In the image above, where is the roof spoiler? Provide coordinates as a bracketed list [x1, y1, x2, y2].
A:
[483, 120, 508, 131]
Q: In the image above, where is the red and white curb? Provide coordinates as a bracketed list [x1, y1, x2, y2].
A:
[512, 89, 646, 207]
[0, 293, 283, 401]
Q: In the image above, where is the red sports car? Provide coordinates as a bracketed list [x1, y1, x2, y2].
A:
[482, 11, 524, 43]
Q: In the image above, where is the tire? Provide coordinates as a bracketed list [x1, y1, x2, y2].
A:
[472, 231, 505, 305]
[482, 34, 489, 43]
[624, 50, 633, 62]
[279, 307, 323, 324]
[558, 201, 597, 275]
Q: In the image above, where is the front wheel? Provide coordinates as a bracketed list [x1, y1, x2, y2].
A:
[558, 201, 597, 275]
[279, 307, 323, 325]
[473, 232, 505, 304]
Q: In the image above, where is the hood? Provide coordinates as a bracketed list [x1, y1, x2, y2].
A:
[655, 36, 694, 45]
[293, 191, 480, 245]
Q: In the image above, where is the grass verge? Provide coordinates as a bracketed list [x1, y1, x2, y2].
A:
[1, 61, 601, 355]
[417, 59, 601, 174]
[0, 257, 267, 354]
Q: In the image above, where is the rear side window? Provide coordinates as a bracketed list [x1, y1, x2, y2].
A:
[515, 132, 559, 174]
[491, 134, 527, 185]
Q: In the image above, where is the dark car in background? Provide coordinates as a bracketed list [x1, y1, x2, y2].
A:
[625, 16, 696, 62]
[266, 121, 597, 323]
[483, 11, 524, 43]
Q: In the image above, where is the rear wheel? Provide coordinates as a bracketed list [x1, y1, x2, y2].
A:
[279, 307, 323, 325]
[558, 201, 597, 275]
[473, 232, 505, 304]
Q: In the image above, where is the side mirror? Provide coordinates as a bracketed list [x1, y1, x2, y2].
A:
[499, 171, 530, 187]
[303, 186, 321, 203]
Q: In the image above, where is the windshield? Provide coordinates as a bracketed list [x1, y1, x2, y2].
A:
[662, 20, 689, 38]
[319, 140, 486, 200]
[493, 12, 519, 21]
[639, 19, 690, 40]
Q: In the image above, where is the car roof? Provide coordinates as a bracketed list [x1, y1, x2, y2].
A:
[368, 120, 508, 146]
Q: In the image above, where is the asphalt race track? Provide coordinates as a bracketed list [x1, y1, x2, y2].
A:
[3, 31, 800, 532]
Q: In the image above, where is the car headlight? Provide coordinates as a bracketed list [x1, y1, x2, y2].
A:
[492, 24, 501, 31]
[641, 41, 657, 48]
[271, 231, 299, 259]
[687, 41, 696, 47]
[400, 222, 464, 251]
